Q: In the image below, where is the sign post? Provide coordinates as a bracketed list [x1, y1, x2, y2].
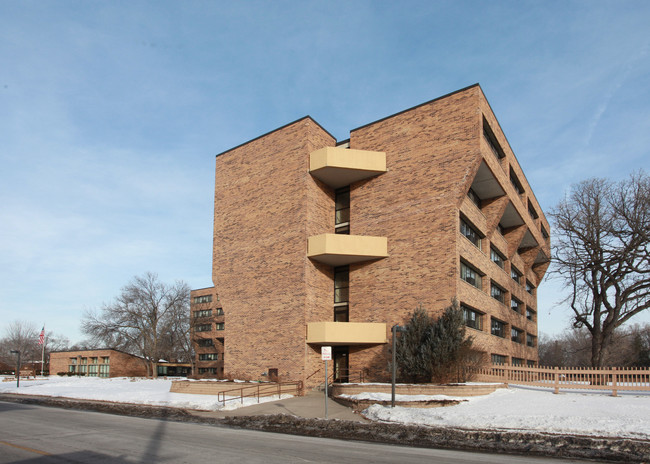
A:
[321, 346, 332, 419]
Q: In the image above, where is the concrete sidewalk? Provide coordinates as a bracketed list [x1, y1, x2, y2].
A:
[190, 390, 368, 422]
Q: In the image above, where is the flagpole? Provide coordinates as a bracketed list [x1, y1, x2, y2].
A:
[41, 336, 46, 376]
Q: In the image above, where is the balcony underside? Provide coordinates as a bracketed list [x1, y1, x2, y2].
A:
[307, 233, 388, 266]
[309, 146, 386, 188]
[307, 322, 388, 345]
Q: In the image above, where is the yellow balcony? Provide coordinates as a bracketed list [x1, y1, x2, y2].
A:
[309, 146, 386, 188]
[307, 322, 388, 345]
[307, 233, 388, 266]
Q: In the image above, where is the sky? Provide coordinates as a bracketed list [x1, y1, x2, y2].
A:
[1, 0, 649, 344]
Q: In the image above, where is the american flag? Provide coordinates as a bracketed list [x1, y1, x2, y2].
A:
[38, 326, 45, 345]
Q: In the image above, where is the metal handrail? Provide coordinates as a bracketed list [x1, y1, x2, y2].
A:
[216, 381, 303, 406]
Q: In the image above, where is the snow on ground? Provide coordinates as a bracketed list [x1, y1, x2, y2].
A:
[0, 376, 291, 411]
[362, 386, 650, 440]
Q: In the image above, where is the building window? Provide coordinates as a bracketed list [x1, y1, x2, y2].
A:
[491, 282, 506, 304]
[460, 261, 482, 289]
[511, 327, 523, 343]
[88, 365, 98, 377]
[194, 309, 212, 318]
[80, 357, 87, 365]
[69, 358, 77, 365]
[510, 266, 522, 284]
[334, 304, 349, 322]
[510, 167, 524, 195]
[195, 324, 212, 332]
[527, 360, 536, 367]
[490, 247, 505, 269]
[216, 308, 224, 316]
[460, 217, 481, 249]
[90, 357, 98, 364]
[334, 266, 349, 304]
[491, 318, 505, 338]
[541, 225, 549, 239]
[483, 118, 505, 159]
[527, 334, 536, 347]
[68, 364, 76, 373]
[526, 280, 535, 294]
[197, 338, 214, 347]
[492, 354, 507, 365]
[526, 308, 536, 321]
[467, 188, 481, 208]
[99, 364, 109, 377]
[335, 186, 350, 234]
[511, 297, 522, 314]
[512, 357, 523, 366]
[462, 305, 483, 330]
[528, 200, 539, 219]
[199, 353, 218, 361]
[193, 295, 212, 304]
[215, 323, 225, 331]
[198, 368, 218, 374]
[101, 357, 110, 364]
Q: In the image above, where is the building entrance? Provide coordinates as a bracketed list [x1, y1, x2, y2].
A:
[333, 347, 349, 383]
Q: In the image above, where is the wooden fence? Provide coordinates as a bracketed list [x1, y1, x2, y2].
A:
[470, 365, 650, 396]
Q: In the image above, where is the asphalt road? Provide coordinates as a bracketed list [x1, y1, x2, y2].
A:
[0, 401, 582, 464]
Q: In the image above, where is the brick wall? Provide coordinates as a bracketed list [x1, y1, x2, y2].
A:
[49, 349, 147, 377]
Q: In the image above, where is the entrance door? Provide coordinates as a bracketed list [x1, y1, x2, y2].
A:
[333, 347, 349, 383]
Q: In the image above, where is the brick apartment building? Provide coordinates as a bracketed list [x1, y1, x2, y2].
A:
[191, 84, 550, 386]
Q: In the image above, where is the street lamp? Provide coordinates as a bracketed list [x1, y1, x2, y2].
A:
[10, 350, 21, 388]
[391, 325, 406, 408]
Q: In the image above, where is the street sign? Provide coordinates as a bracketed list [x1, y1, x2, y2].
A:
[321, 346, 332, 361]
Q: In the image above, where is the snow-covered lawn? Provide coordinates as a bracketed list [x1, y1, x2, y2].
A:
[361, 386, 650, 440]
[0, 376, 291, 411]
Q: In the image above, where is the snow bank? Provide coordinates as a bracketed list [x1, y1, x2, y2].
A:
[0, 376, 291, 411]
[363, 386, 650, 439]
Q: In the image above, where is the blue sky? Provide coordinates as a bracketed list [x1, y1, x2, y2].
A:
[1, 1, 649, 344]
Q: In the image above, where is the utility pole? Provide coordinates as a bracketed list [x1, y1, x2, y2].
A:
[10, 350, 21, 388]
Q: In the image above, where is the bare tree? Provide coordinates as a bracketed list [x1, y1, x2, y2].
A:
[82, 272, 191, 377]
[550, 171, 650, 367]
[0, 321, 39, 365]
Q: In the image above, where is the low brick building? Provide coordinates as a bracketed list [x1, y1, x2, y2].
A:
[49, 349, 147, 378]
[192, 84, 551, 386]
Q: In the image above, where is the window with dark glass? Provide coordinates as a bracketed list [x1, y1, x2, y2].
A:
[526, 308, 535, 321]
[511, 327, 523, 343]
[491, 247, 505, 269]
[527, 360, 536, 367]
[483, 118, 505, 159]
[460, 261, 482, 289]
[462, 305, 483, 330]
[491, 353, 506, 364]
[491, 282, 506, 303]
[511, 266, 522, 284]
[510, 167, 524, 195]
[197, 339, 214, 347]
[193, 295, 212, 304]
[460, 217, 481, 249]
[334, 305, 349, 322]
[195, 324, 211, 332]
[526, 280, 535, 294]
[511, 297, 522, 314]
[512, 357, 523, 366]
[527, 334, 536, 347]
[194, 309, 212, 318]
[335, 186, 350, 234]
[541, 225, 549, 239]
[216, 308, 224, 316]
[334, 266, 349, 304]
[528, 199, 539, 219]
[199, 353, 218, 361]
[467, 188, 481, 208]
[215, 323, 224, 330]
[491, 318, 505, 338]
